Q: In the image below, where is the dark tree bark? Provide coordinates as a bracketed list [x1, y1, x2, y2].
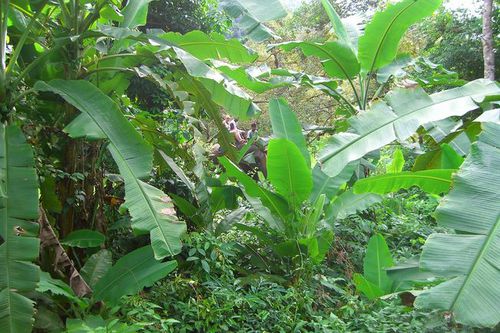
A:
[482, 0, 495, 80]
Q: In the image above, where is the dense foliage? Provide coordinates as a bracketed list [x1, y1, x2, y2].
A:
[0, 0, 498, 332]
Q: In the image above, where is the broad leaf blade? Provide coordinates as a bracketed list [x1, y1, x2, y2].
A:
[173, 47, 260, 120]
[358, 0, 442, 73]
[310, 162, 356, 203]
[221, 0, 287, 42]
[412, 144, 464, 171]
[61, 230, 105, 248]
[327, 190, 382, 220]
[109, 145, 186, 259]
[36, 80, 185, 259]
[353, 169, 454, 195]
[93, 246, 177, 304]
[353, 273, 385, 300]
[267, 139, 313, 208]
[269, 98, 310, 166]
[318, 80, 500, 177]
[415, 123, 500, 328]
[220, 157, 291, 223]
[320, 0, 351, 47]
[363, 234, 394, 294]
[160, 31, 257, 64]
[121, 0, 153, 29]
[81, 250, 112, 289]
[0, 125, 40, 333]
[276, 41, 359, 79]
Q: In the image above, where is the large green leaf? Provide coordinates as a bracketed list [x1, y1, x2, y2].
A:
[221, 0, 287, 42]
[326, 190, 382, 220]
[109, 145, 186, 259]
[36, 80, 186, 259]
[276, 41, 359, 79]
[173, 47, 259, 120]
[358, 0, 442, 73]
[310, 162, 356, 203]
[353, 169, 455, 195]
[81, 250, 112, 289]
[386, 148, 404, 173]
[61, 229, 105, 248]
[412, 144, 464, 171]
[219, 157, 291, 222]
[269, 98, 310, 166]
[214, 62, 292, 93]
[35, 80, 152, 178]
[354, 234, 394, 299]
[0, 125, 40, 333]
[318, 80, 500, 177]
[267, 139, 313, 209]
[415, 123, 500, 328]
[159, 31, 257, 64]
[93, 246, 177, 304]
[120, 0, 153, 29]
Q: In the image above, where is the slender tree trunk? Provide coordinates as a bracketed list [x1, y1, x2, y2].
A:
[482, 0, 495, 80]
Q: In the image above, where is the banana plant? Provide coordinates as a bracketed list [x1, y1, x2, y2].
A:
[273, 0, 443, 111]
[219, 98, 382, 269]
[351, 120, 500, 328]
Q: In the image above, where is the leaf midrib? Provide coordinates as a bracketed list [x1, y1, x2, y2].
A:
[365, 0, 416, 73]
[319, 92, 480, 165]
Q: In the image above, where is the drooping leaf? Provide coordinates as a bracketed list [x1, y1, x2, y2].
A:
[173, 47, 260, 120]
[159, 31, 257, 64]
[310, 162, 356, 203]
[415, 123, 500, 328]
[179, 76, 238, 161]
[80, 250, 112, 289]
[210, 186, 243, 212]
[61, 229, 105, 248]
[36, 80, 152, 178]
[0, 125, 40, 333]
[93, 246, 177, 304]
[214, 62, 292, 93]
[36, 272, 83, 306]
[327, 190, 382, 220]
[109, 145, 186, 259]
[36, 80, 185, 259]
[267, 139, 313, 209]
[353, 169, 455, 195]
[159, 151, 195, 193]
[269, 98, 310, 165]
[318, 80, 500, 177]
[219, 157, 291, 223]
[221, 0, 287, 42]
[275, 41, 359, 79]
[358, 0, 442, 73]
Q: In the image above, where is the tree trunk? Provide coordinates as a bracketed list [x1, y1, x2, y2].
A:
[482, 0, 495, 80]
